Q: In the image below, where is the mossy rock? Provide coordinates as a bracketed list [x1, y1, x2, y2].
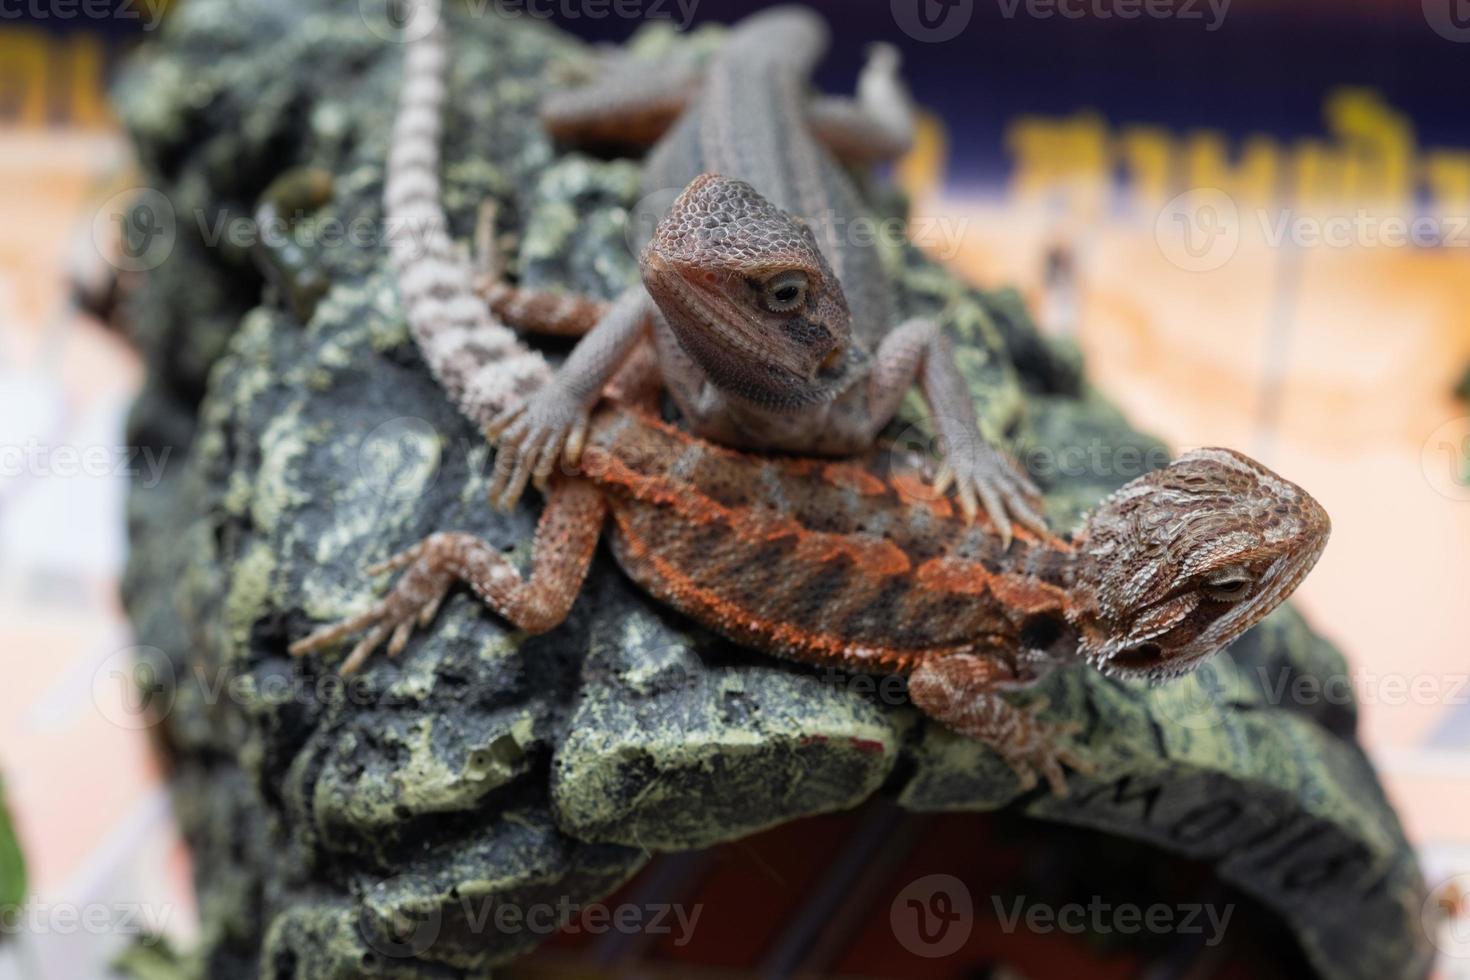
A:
[115, 1, 1430, 977]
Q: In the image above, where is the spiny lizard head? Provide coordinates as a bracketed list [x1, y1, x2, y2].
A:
[642, 174, 855, 409]
[1066, 448, 1330, 682]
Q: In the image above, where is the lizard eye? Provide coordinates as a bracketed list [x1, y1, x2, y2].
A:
[1201, 567, 1254, 602]
[760, 271, 809, 314]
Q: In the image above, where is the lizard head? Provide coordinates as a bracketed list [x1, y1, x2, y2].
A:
[1066, 448, 1330, 682]
[642, 173, 855, 409]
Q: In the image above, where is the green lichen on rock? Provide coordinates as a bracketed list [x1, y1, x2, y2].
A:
[551, 606, 903, 849]
[115, 1, 1430, 978]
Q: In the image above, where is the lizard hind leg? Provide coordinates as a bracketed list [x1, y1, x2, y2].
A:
[470, 200, 610, 338]
[807, 43, 919, 166]
[906, 654, 1091, 797]
[289, 477, 608, 675]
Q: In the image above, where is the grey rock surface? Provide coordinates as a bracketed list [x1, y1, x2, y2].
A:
[115, 1, 1431, 977]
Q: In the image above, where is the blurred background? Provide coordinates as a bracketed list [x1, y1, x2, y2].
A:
[1, 0, 1468, 975]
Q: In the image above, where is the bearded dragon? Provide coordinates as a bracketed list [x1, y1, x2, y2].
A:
[293, 0, 1329, 795]
[292, 397, 1330, 794]
[478, 6, 1047, 543]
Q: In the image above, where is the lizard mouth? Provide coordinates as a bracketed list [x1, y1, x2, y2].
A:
[817, 346, 846, 374]
[1110, 642, 1166, 670]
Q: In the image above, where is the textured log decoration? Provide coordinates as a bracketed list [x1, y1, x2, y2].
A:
[113, 0, 1430, 976]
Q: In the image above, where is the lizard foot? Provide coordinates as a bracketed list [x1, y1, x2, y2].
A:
[995, 699, 1094, 797]
[932, 440, 1048, 547]
[289, 533, 466, 675]
[486, 389, 591, 511]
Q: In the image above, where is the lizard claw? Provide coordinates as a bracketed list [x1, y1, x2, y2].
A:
[999, 702, 1093, 797]
[935, 441, 1047, 545]
[487, 389, 590, 510]
[289, 534, 458, 675]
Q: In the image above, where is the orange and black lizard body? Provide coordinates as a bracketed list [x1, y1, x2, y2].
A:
[586, 409, 1071, 678]
[294, 402, 1330, 794]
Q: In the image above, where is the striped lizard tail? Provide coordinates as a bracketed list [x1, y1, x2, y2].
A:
[383, 0, 550, 429]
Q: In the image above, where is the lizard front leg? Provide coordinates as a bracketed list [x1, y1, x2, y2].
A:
[487, 287, 655, 509]
[290, 477, 607, 674]
[867, 317, 1046, 544]
[907, 654, 1090, 797]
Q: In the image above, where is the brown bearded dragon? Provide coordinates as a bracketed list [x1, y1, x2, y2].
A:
[294, 395, 1330, 794]
[478, 5, 1048, 543]
[290, 0, 1330, 795]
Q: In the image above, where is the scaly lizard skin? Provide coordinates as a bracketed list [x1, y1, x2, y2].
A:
[382, 0, 549, 428]
[295, 0, 1328, 795]
[482, 6, 1046, 542]
[292, 401, 1331, 795]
